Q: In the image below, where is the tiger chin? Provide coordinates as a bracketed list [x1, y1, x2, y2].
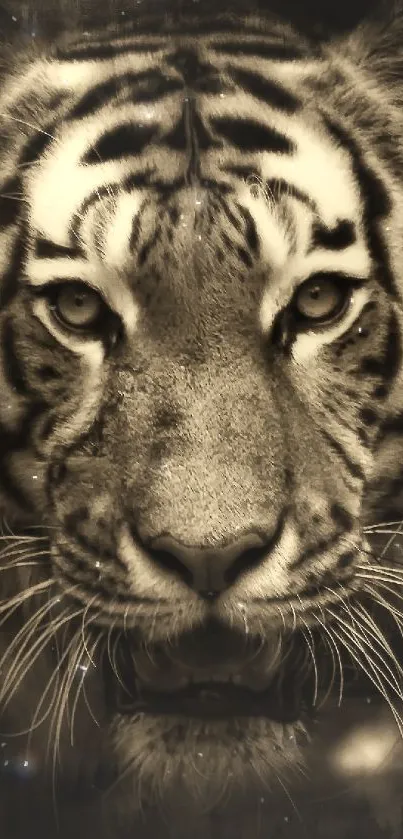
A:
[2, 0, 403, 830]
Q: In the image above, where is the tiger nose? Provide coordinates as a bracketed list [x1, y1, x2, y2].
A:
[146, 532, 270, 599]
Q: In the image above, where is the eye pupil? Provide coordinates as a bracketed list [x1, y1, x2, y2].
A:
[294, 274, 348, 325]
[53, 282, 103, 330]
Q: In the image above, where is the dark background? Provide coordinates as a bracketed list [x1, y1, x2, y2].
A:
[0, 0, 391, 42]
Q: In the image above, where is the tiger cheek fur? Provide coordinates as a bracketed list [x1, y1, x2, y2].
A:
[1, 5, 403, 820]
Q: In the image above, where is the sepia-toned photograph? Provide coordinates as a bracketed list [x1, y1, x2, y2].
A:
[0, 0, 403, 836]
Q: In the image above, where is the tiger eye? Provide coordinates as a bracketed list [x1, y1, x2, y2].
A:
[294, 276, 346, 323]
[54, 283, 103, 329]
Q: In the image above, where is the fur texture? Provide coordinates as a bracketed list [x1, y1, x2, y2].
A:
[1, 3, 403, 832]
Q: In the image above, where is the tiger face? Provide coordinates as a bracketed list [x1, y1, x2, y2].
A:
[1, 9, 403, 814]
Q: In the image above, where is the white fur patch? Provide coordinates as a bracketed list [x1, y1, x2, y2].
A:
[102, 190, 143, 270]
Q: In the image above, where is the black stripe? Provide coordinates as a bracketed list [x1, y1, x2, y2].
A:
[164, 104, 214, 153]
[212, 40, 305, 61]
[330, 503, 354, 531]
[359, 408, 378, 426]
[56, 41, 162, 61]
[0, 219, 28, 308]
[336, 551, 355, 569]
[359, 311, 400, 385]
[322, 430, 365, 481]
[228, 66, 301, 113]
[290, 531, 344, 570]
[35, 237, 83, 259]
[378, 412, 403, 436]
[211, 117, 294, 153]
[138, 227, 162, 266]
[265, 178, 316, 210]
[219, 199, 243, 234]
[223, 164, 260, 180]
[129, 199, 147, 253]
[166, 48, 217, 87]
[83, 123, 158, 164]
[311, 220, 356, 251]
[237, 204, 259, 255]
[18, 124, 56, 166]
[67, 71, 182, 122]
[0, 403, 48, 511]
[0, 176, 22, 229]
[1, 318, 31, 396]
[322, 115, 396, 297]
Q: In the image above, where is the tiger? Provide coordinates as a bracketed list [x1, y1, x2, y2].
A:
[1, 0, 403, 832]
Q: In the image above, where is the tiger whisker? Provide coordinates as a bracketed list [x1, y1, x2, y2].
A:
[364, 583, 403, 628]
[331, 608, 403, 694]
[0, 588, 61, 674]
[0, 539, 49, 554]
[327, 609, 403, 703]
[378, 520, 403, 559]
[108, 623, 129, 694]
[81, 595, 99, 668]
[70, 635, 100, 746]
[0, 550, 50, 568]
[0, 607, 74, 709]
[47, 628, 84, 785]
[0, 113, 59, 142]
[0, 534, 48, 543]
[364, 520, 403, 531]
[363, 529, 403, 536]
[327, 617, 403, 737]
[357, 563, 403, 576]
[18, 626, 84, 743]
[0, 578, 54, 615]
[356, 573, 403, 589]
[68, 635, 94, 747]
[296, 597, 319, 707]
[81, 659, 101, 730]
[315, 607, 344, 707]
[351, 602, 403, 679]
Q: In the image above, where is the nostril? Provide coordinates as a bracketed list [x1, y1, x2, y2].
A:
[149, 548, 194, 588]
[224, 545, 269, 585]
[132, 519, 285, 596]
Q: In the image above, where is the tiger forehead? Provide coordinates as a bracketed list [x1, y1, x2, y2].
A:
[24, 33, 361, 244]
[84, 187, 288, 325]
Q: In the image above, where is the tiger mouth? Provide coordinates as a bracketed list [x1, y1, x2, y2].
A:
[104, 622, 314, 722]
